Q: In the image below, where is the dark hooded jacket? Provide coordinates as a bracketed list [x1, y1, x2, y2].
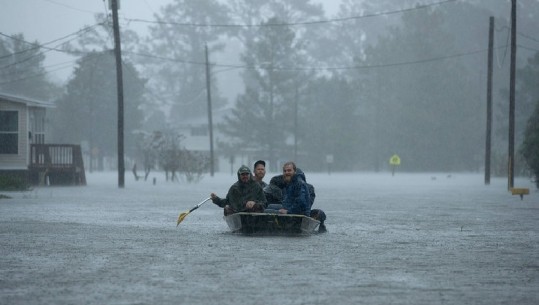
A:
[296, 168, 315, 207]
[269, 171, 310, 216]
[263, 184, 282, 206]
[212, 165, 267, 212]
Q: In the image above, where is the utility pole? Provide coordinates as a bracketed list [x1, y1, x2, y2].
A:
[205, 44, 215, 176]
[110, 0, 125, 188]
[294, 85, 298, 162]
[508, 0, 516, 190]
[269, 65, 276, 172]
[485, 16, 494, 185]
[374, 69, 382, 172]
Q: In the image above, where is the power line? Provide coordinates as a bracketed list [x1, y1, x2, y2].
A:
[124, 0, 458, 28]
[0, 52, 106, 86]
[126, 46, 495, 72]
[0, 26, 111, 71]
[124, 50, 244, 69]
[5, 43, 518, 87]
[496, 26, 511, 68]
[519, 32, 539, 44]
[0, 23, 103, 59]
[0, 23, 104, 73]
[277, 48, 493, 71]
[0, 62, 71, 86]
[518, 44, 539, 52]
[0, 43, 520, 89]
[41, 0, 97, 14]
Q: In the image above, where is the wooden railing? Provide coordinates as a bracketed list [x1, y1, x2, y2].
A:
[29, 144, 86, 185]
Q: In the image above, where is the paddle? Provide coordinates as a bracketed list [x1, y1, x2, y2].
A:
[176, 197, 211, 226]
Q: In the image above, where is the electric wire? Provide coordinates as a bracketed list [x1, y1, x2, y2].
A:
[124, 0, 458, 28]
[0, 23, 103, 59]
[0, 52, 104, 86]
[3, 0, 538, 85]
[124, 46, 500, 72]
[41, 0, 97, 14]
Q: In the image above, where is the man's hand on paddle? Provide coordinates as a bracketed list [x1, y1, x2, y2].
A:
[245, 200, 256, 209]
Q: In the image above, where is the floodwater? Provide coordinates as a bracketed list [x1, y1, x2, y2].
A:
[1, 171, 538, 305]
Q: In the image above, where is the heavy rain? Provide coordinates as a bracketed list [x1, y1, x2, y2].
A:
[1, 1, 539, 304]
[2, 172, 538, 304]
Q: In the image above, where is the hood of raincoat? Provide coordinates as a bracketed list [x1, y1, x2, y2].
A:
[296, 168, 307, 182]
[236, 165, 252, 181]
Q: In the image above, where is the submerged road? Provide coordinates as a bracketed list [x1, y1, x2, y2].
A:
[1, 172, 538, 305]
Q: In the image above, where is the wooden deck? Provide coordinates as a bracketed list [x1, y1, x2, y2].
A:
[29, 144, 86, 186]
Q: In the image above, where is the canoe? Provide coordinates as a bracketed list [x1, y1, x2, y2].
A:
[224, 212, 320, 235]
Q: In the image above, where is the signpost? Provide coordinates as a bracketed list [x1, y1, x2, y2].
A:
[389, 154, 401, 176]
[326, 154, 334, 175]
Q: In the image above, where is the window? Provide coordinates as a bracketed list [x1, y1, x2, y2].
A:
[0, 110, 18, 154]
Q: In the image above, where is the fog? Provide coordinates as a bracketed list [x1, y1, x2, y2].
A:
[1, 0, 539, 173]
[0, 1, 339, 81]
[2, 3, 539, 303]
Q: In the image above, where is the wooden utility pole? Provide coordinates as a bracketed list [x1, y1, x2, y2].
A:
[485, 17, 494, 185]
[205, 45, 215, 176]
[294, 85, 298, 162]
[508, 0, 516, 190]
[111, 0, 125, 188]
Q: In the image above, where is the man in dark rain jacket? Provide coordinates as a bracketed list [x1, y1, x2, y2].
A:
[268, 161, 310, 217]
[267, 164, 327, 233]
[210, 165, 266, 216]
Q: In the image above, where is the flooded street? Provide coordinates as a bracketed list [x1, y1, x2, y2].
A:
[1, 172, 538, 305]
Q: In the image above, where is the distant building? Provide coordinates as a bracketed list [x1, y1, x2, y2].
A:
[173, 106, 259, 174]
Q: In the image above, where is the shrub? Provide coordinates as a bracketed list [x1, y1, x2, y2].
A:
[521, 100, 539, 188]
[0, 175, 30, 191]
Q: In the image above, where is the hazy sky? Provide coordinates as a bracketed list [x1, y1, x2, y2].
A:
[0, 0, 341, 85]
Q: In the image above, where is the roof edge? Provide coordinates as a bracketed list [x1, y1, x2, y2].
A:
[0, 92, 55, 108]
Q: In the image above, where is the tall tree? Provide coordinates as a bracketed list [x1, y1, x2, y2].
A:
[301, 76, 362, 171]
[141, 0, 230, 123]
[515, 52, 539, 178]
[358, 7, 482, 171]
[515, 52, 539, 146]
[520, 99, 539, 188]
[220, 16, 314, 170]
[227, 0, 324, 44]
[0, 33, 59, 100]
[50, 51, 145, 169]
[218, 1, 324, 170]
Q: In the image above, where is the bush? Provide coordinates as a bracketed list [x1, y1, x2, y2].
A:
[521, 100, 539, 188]
[0, 175, 30, 191]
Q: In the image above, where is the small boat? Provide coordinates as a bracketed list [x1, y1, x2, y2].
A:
[224, 212, 320, 235]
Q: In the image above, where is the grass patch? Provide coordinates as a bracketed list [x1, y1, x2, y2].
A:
[0, 175, 31, 191]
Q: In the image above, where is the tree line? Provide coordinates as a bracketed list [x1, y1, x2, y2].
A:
[1, 0, 538, 182]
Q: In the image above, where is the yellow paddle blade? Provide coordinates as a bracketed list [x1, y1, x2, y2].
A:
[176, 211, 190, 226]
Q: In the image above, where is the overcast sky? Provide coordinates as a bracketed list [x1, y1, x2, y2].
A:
[0, 0, 341, 85]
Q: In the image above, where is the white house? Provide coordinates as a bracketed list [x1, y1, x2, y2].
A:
[0, 92, 53, 171]
[174, 106, 262, 174]
[0, 92, 85, 185]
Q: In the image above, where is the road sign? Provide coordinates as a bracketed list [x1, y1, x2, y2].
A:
[389, 154, 401, 166]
